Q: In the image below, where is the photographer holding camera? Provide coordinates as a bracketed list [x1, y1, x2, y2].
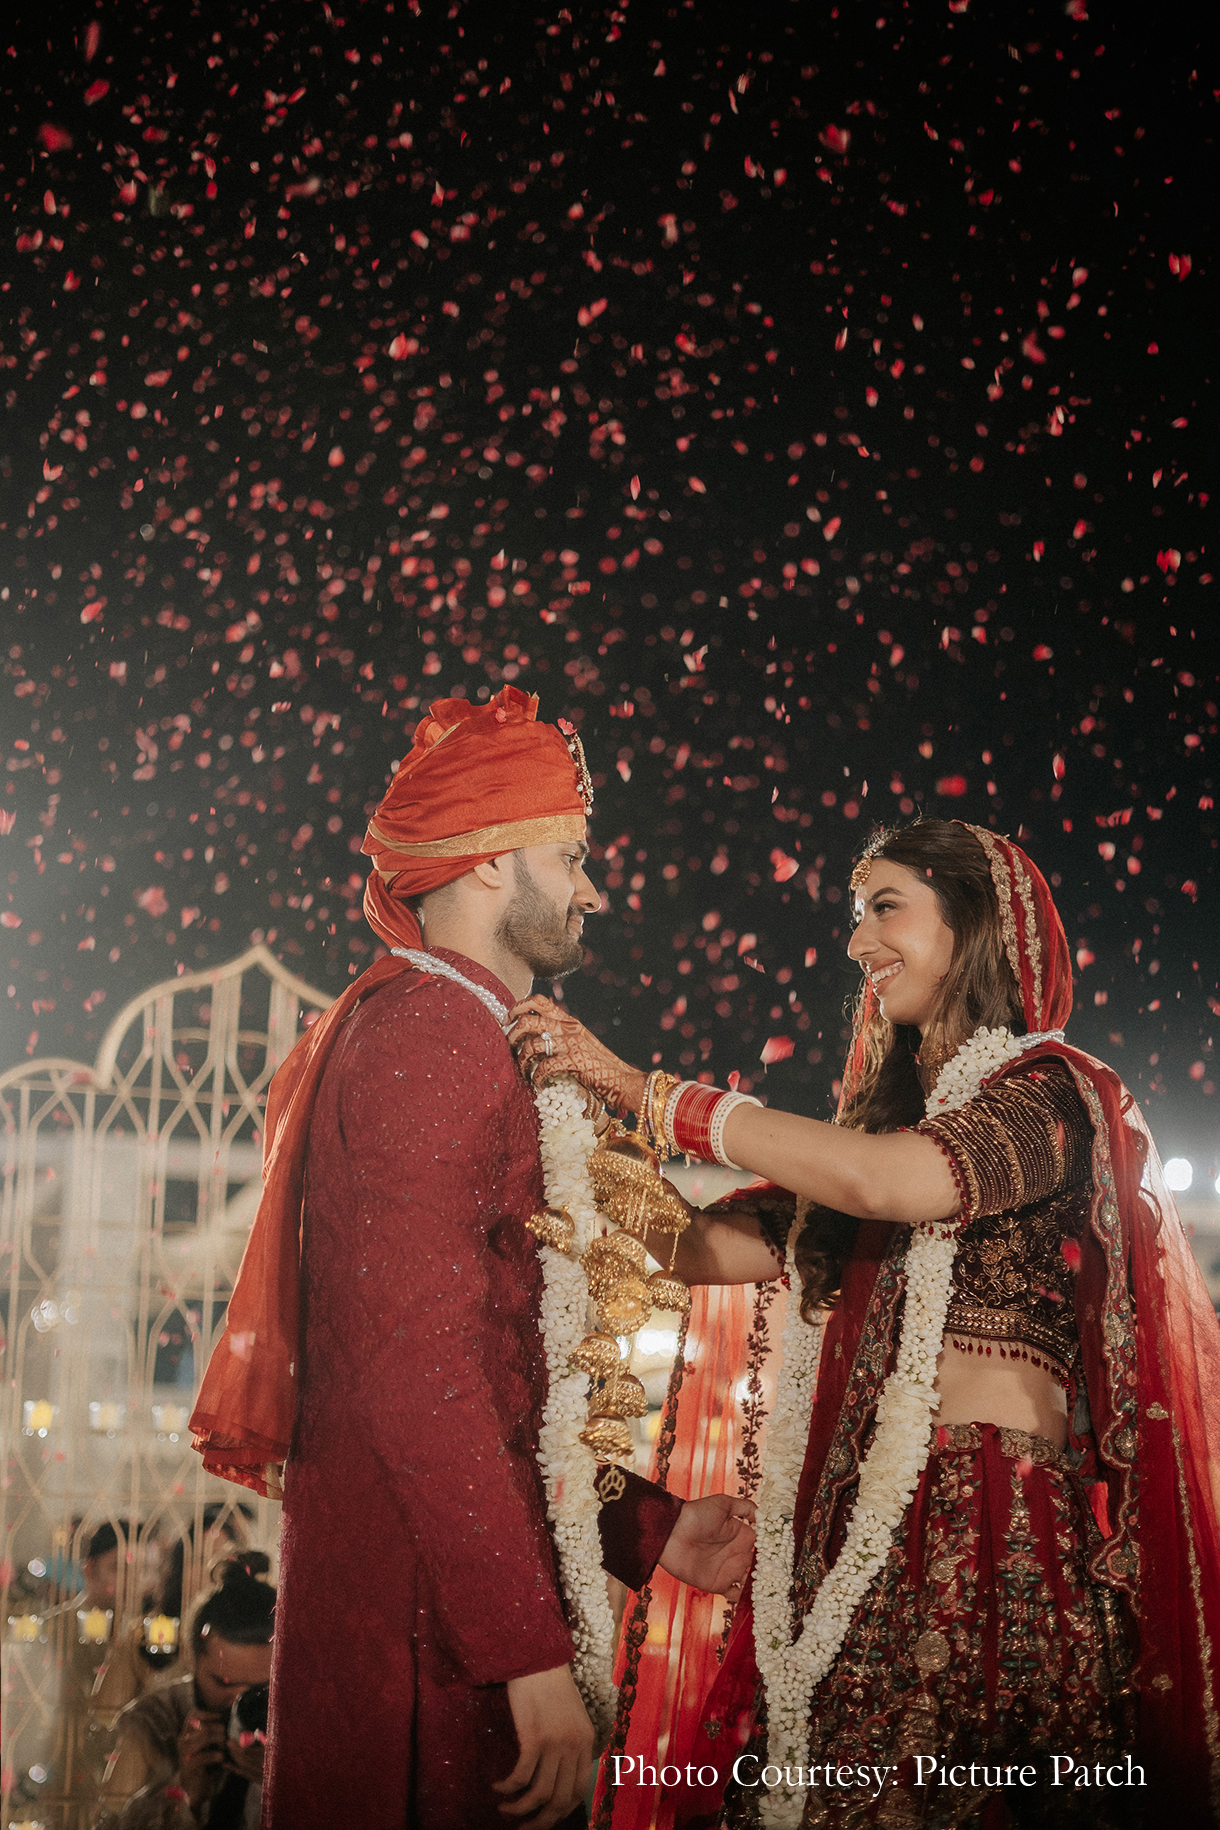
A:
[96, 1556, 274, 1828]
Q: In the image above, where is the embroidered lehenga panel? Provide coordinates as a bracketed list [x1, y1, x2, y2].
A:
[683, 1066, 1143, 1830]
[795, 1423, 1135, 1829]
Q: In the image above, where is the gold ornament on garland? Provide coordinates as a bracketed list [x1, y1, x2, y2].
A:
[565, 1127, 698, 1464]
[646, 1271, 692, 1316]
[582, 1230, 648, 1297]
[587, 1132, 693, 1240]
[597, 1281, 652, 1335]
[524, 1206, 576, 1253]
[580, 1414, 636, 1459]
[567, 1331, 624, 1379]
[599, 1373, 649, 1420]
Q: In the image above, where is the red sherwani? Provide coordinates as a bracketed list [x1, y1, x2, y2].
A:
[264, 949, 679, 1829]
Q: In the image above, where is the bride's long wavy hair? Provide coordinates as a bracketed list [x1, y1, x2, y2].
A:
[794, 820, 1023, 1320]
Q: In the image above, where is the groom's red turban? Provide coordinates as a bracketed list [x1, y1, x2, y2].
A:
[361, 686, 592, 949]
[190, 686, 593, 1494]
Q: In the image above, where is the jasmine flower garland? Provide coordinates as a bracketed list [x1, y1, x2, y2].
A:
[534, 1073, 620, 1738]
[750, 1023, 1060, 1828]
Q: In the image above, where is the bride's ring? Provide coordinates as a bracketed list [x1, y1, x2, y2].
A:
[542, 1031, 554, 1056]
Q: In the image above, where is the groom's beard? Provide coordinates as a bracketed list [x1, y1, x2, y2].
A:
[496, 854, 585, 981]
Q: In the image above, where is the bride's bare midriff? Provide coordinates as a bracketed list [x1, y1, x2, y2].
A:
[933, 1333, 1069, 1448]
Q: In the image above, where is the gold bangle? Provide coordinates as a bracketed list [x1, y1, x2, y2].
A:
[646, 1071, 680, 1156]
[660, 1079, 696, 1158]
[639, 1070, 661, 1150]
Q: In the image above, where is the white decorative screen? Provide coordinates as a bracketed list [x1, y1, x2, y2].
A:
[1, 947, 330, 1829]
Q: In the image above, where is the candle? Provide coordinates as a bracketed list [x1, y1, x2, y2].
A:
[144, 1612, 179, 1652]
[23, 1399, 55, 1434]
[78, 1606, 113, 1645]
[8, 1614, 42, 1643]
[152, 1403, 186, 1435]
[88, 1400, 123, 1433]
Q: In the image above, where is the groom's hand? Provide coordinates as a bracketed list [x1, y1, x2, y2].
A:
[496, 1664, 595, 1826]
[657, 1494, 757, 1597]
[508, 993, 647, 1115]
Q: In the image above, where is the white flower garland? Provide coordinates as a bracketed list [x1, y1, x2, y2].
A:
[533, 1074, 620, 1738]
[750, 1022, 1054, 1828]
[924, 1023, 1029, 1116]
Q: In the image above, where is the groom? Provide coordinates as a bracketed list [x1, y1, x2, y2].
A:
[190, 688, 754, 1830]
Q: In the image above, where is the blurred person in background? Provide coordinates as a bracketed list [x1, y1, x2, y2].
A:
[80, 1521, 122, 1614]
[95, 1554, 273, 1829]
[157, 1503, 256, 1621]
[45, 1522, 137, 1826]
[90, 1526, 181, 1732]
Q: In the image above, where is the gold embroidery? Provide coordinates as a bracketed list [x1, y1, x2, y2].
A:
[1146, 1401, 1169, 1420]
[367, 811, 587, 860]
[919, 1064, 1091, 1378]
[913, 1630, 951, 1674]
[964, 824, 1022, 989]
[594, 1464, 628, 1504]
[1008, 845, 1044, 1015]
[1172, 1417, 1220, 1814]
[786, 1425, 1136, 1830]
[996, 1424, 1071, 1468]
[1066, 1067, 1141, 1607]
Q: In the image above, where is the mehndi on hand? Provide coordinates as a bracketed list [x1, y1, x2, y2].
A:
[507, 994, 647, 1116]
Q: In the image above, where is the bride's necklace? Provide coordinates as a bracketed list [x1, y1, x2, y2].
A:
[926, 1023, 1066, 1115]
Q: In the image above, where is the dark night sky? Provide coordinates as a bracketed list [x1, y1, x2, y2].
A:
[1, 1, 1216, 1170]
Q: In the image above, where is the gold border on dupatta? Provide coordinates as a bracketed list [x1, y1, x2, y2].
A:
[964, 825, 1023, 991]
[1066, 1064, 1140, 1596]
[1006, 846, 1044, 1016]
[1171, 1419, 1220, 1816]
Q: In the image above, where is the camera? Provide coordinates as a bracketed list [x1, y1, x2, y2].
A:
[229, 1681, 269, 1746]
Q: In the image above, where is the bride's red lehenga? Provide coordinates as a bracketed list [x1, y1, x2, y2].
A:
[625, 831, 1220, 1829]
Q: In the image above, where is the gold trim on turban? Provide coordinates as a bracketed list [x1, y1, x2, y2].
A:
[366, 811, 587, 864]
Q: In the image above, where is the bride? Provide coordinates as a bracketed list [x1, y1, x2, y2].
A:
[509, 819, 1220, 1827]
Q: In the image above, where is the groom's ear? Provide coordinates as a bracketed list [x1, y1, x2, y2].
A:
[471, 855, 512, 893]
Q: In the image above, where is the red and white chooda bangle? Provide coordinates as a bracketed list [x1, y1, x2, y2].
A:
[663, 1082, 761, 1171]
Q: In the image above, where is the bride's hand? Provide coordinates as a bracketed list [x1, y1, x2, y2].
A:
[507, 995, 648, 1115]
